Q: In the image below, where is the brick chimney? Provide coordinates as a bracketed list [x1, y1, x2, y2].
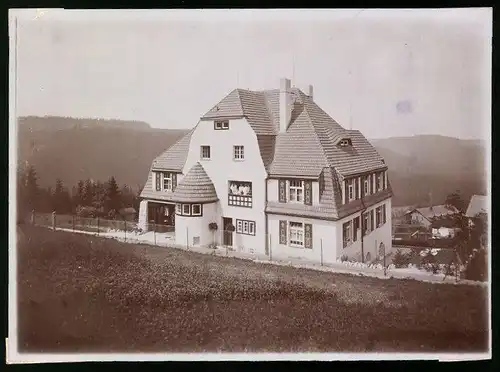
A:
[280, 78, 292, 132]
[308, 84, 314, 100]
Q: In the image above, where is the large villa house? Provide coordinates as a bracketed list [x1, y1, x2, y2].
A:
[138, 78, 392, 264]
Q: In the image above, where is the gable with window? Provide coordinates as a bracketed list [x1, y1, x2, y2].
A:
[278, 179, 312, 206]
[154, 171, 177, 192]
[233, 145, 244, 160]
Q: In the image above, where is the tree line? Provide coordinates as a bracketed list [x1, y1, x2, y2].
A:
[17, 164, 142, 220]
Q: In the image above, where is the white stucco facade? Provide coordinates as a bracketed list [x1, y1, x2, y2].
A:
[181, 118, 268, 254]
[175, 202, 220, 247]
[339, 198, 392, 262]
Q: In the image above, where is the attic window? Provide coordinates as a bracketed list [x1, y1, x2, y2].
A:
[338, 138, 352, 147]
[214, 120, 229, 130]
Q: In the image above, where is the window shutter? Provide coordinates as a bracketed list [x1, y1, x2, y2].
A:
[278, 179, 286, 203]
[172, 173, 177, 191]
[343, 180, 348, 204]
[155, 172, 161, 191]
[353, 178, 358, 200]
[383, 204, 387, 224]
[370, 210, 374, 230]
[304, 180, 312, 205]
[304, 223, 313, 249]
[279, 220, 287, 245]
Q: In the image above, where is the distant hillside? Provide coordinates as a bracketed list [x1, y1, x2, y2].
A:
[18, 115, 154, 131]
[371, 135, 487, 207]
[17, 116, 189, 190]
[16, 116, 487, 207]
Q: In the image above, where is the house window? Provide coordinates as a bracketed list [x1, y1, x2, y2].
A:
[343, 221, 352, 248]
[182, 204, 191, 216]
[347, 179, 354, 201]
[376, 206, 382, 228]
[162, 172, 172, 191]
[175, 204, 182, 215]
[233, 145, 244, 160]
[201, 145, 211, 160]
[228, 181, 252, 208]
[214, 120, 229, 130]
[236, 219, 256, 236]
[363, 176, 370, 196]
[192, 204, 202, 216]
[363, 212, 370, 235]
[339, 138, 352, 147]
[193, 236, 200, 246]
[289, 180, 304, 203]
[353, 216, 360, 242]
[289, 222, 304, 247]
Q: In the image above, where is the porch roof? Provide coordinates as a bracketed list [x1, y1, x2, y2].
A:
[170, 162, 219, 203]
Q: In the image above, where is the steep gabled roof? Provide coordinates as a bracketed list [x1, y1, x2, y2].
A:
[151, 128, 195, 172]
[201, 86, 386, 178]
[171, 162, 218, 204]
[465, 195, 488, 218]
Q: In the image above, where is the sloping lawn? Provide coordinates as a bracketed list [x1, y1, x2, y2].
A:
[17, 226, 488, 353]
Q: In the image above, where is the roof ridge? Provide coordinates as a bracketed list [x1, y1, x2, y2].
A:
[234, 88, 245, 117]
[300, 99, 335, 175]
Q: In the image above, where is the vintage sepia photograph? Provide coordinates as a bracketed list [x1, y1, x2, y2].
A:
[8, 8, 491, 362]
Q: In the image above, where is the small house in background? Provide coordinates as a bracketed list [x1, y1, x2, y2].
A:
[118, 207, 137, 221]
[430, 215, 461, 239]
[465, 195, 488, 227]
[403, 204, 460, 228]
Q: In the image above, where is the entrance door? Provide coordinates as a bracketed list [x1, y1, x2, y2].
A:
[223, 217, 233, 246]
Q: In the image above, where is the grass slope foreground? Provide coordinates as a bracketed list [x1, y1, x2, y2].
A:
[17, 226, 488, 353]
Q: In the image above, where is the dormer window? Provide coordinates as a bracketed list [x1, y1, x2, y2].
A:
[338, 138, 352, 147]
[214, 120, 229, 130]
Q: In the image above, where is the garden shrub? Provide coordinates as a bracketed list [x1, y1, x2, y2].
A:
[392, 249, 411, 268]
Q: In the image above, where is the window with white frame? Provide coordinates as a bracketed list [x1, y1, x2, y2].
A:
[343, 221, 352, 248]
[289, 222, 304, 247]
[289, 180, 304, 203]
[200, 145, 211, 160]
[162, 172, 172, 191]
[364, 176, 370, 196]
[347, 179, 354, 201]
[233, 145, 244, 160]
[192, 204, 201, 216]
[176, 203, 202, 216]
[236, 219, 256, 236]
[214, 120, 229, 130]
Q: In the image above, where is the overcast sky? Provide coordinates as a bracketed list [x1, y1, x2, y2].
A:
[13, 9, 491, 140]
